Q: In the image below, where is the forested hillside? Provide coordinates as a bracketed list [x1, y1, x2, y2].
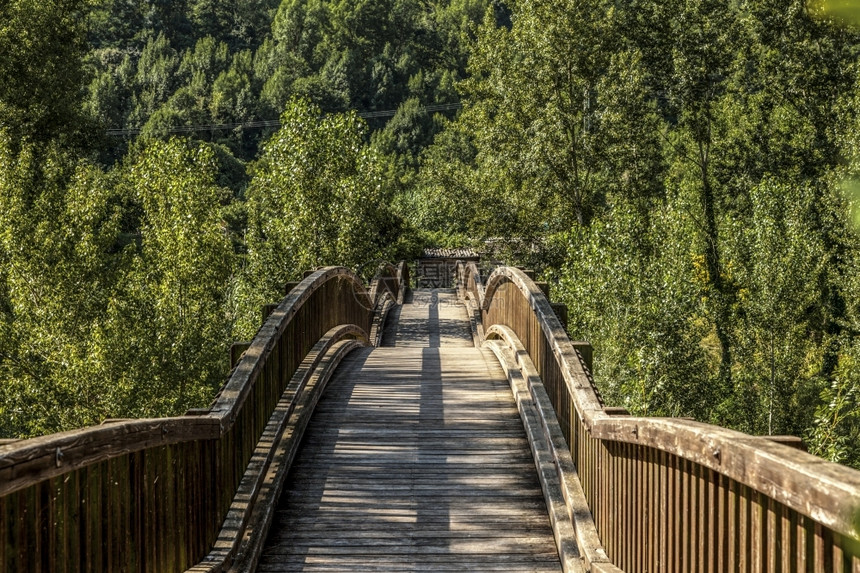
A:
[86, 0, 489, 161]
[0, 0, 489, 437]
[2, 0, 860, 469]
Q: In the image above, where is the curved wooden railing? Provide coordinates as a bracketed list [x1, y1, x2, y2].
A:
[368, 260, 409, 306]
[368, 261, 409, 345]
[458, 261, 860, 573]
[0, 263, 408, 572]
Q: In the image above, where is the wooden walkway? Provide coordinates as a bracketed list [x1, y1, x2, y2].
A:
[256, 290, 562, 572]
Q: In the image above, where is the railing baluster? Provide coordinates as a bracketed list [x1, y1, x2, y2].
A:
[669, 453, 679, 573]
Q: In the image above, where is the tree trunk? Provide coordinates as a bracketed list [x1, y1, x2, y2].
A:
[699, 146, 733, 393]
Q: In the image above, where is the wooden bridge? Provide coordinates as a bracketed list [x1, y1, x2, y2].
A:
[1, 261, 859, 572]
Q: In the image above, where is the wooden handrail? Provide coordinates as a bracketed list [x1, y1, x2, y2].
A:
[457, 260, 486, 346]
[367, 261, 410, 345]
[395, 260, 409, 304]
[191, 327, 366, 572]
[486, 322, 620, 573]
[368, 261, 409, 306]
[0, 264, 404, 572]
[458, 259, 486, 309]
[463, 263, 860, 572]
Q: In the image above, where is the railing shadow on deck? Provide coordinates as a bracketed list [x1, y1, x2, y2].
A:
[254, 347, 373, 572]
[457, 260, 860, 573]
[0, 261, 409, 572]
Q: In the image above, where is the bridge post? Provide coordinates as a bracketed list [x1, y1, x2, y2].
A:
[550, 302, 568, 330]
[534, 281, 550, 299]
[261, 303, 278, 324]
[230, 341, 251, 368]
[765, 435, 807, 451]
[571, 341, 593, 374]
[603, 407, 630, 416]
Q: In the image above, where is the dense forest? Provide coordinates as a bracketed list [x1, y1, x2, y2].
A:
[2, 0, 860, 469]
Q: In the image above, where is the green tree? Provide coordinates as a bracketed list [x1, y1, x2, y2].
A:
[416, 0, 663, 241]
[239, 98, 400, 336]
[0, 0, 92, 142]
[726, 178, 825, 434]
[189, 0, 277, 51]
[128, 32, 182, 128]
[374, 97, 441, 164]
[410, 114, 497, 239]
[556, 194, 711, 418]
[85, 49, 135, 131]
[102, 138, 235, 417]
[807, 338, 860, 469]
[211, 51, 256, 124]
[659, 0, 741, 401]
[0, 134, 125, 436]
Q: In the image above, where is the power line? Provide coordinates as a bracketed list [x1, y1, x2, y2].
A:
[105, 102, 463, 137]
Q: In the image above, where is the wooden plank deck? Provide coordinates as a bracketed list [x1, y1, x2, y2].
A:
[380, 289, 474, 348]
[256, 289, 562, 572]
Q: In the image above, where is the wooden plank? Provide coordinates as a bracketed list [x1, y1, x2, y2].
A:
[100, 461, 111, 572]
[285, 474, 545, 487]
[283, 481, 552, 494]
[9, 490, 20, 572]
[257, 555, 563, 572]
[278, 515, 560, 530]
[262, 537, 559, 554]
[380, 290, 474, 347]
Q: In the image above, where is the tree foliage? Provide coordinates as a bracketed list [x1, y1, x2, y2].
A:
[104, 139, 236, 416]
[0, 134, 124, 435]
[83, 0, 490, 164]
[0, 135, 237, 435]
[412, 0, 860, 467]
[0, 0, 92, 142]
[4, 0, 860, 473]
[236, 98, 402, 337]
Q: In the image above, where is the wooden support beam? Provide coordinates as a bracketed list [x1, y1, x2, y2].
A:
[534, 281, 550, 299]
[184, 408, 210, 416]
[261, 303, 278, 325]
[284, 281, 300, 294]
[604, 407, 630, 416]
[765, 435, 807, 452]
[230, 341, 251, 369]
[571, 341, 592, 374]
[550, 302, 568, 330]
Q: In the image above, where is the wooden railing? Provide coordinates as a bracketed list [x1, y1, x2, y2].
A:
[0, 264, 407, 572]
[368, 261, 409, 345]
[459, 261, 860, 573]
[368, 260, 409, 305]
